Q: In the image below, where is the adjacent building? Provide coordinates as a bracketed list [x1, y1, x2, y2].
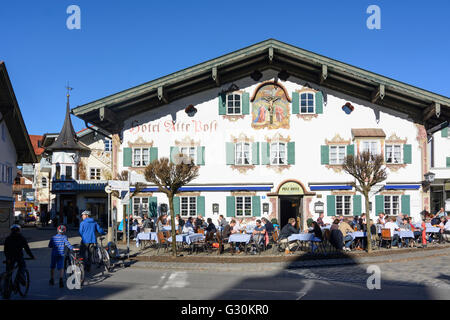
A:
[70, 39, 450, 229]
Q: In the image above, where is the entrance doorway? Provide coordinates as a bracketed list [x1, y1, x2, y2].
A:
[279, 196, 303, 230]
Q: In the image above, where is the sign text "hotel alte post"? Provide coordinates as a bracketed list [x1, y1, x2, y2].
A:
[129, 119, 218, 134]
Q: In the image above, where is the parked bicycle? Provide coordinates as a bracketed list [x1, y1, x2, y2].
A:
[91, 236, 112, 273]
[64, 246, 85, 287]
[0, 258, 32, 299]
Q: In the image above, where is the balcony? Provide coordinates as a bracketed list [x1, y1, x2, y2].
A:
[40, 157, 52, 173]
[13, 184, 33, 193]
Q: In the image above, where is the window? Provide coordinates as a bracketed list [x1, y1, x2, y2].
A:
[41, 177, 47, 187]
[65, 166, 73, 179]
[236, 196, 252, 217]
[180, 147, 196, 164]
[181, 196, 197, 217]
[300, 93, 315, 114]
[336, 195, 352, 216]
[133, 197, 149, 216]
[386, 144, 402, 164]
[329, 145, 346, 165]
[384, 195, 399, 216]
[270, 142, 286, 165]
[90, 168, 101, 180]
[362, 141, 380, 155]
[104, 139, 112, 152]
[226, 93, 241, 115]
[235, 142, 250, 165]
[55, 165, 61, 180]
[133, 148, 150, 167]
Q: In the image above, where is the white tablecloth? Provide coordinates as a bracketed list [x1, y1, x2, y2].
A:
[425, 226, 441, 233]
[135, 232, 157, 247]
[167, 233, 205, 245]
[349, 231, 366, 240]
[228, 233, 252, 244]
[394, 230, 415, 238]
[288, 233, 317, 242]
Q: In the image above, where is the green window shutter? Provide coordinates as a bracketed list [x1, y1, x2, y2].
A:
[347, 144, 355, 157]
[447, 157, 450, 168]
[252, 142, 260, 165]
[261, 142, 270, 165]
[375, 195, 384, 216]
[218, 93, 226, 115]
[321, 145, 329, 165]
[441, 127, 448, 138]
[353, 195, 362, 216]
[401, 195, 410, 216]
[403, 144, 412, 164]
[292, 92, 299, 114]
[226, 196, 235, 217]
[170, 146, 180, 163]
[315, 91, 323, 114]
[226, 143, 235, 165]
[287, 142, 295, 165]
[252, 196, 261, 217]
[173, 196, 180, 215]
[242, 92, 250, 115]
[197, 196, 205, 215]
[197, 146, 205, 165]
[327, 195, 336, 216]
[123, 148, 132, 167]
[150, 147, 158, 163]
[149, 197, 158, 217]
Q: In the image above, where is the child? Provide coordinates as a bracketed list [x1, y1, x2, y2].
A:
[48, 225, 74, 288]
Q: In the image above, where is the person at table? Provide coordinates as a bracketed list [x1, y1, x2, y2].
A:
[431, 214, 441, 226]
[156, 215, 167, 232]
[396, 213, 404, 226]
[218, 215, 228, 230]
[309, 221, 323, 241]
[142, 214, 155, 232]
[351, 216, 360, 230]
[250, 219, 266, 253]
[194, 215, 206, 232]
[176, 214, 185, 233]
[182, 217, 194, 233]
[205, 218, 217, 234]
[398, 217, 412, 247]
[330, 219, 340, 231]
[376, 212, 386, 226]
[316, 213, 327, 227]
[339, 218, 354, 252]
[279, 218, 299, 254]
[233, 219, 243, 233]
[438, 216, 448, 243]
[223, 219, 238, 239]
[384, 217, 401, 248]
[436, 207, 447, 218]
[441, 218, 450, 243]
[261, 218, 274, 235]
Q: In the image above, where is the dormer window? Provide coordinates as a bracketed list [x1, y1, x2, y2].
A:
[362, 141, 380, 155]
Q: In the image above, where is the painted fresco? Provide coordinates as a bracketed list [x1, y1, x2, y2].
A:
[252, 83, 290, 130]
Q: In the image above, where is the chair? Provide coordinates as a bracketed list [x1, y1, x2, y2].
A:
[271, 229, 283, 253]
[197, 229, 205, 235]
[156, 232, 169, 254]
[204, 231, 217, 254]
[380, 228, 393, 249]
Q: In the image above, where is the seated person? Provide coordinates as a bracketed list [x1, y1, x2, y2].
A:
[384, 217, 401, 247]
[339, 218, 355, 251]
[195, 215, 206, 232]
[279, 218, 299, 254]
[141, 214, 155, 232]
[309, 221, 323, 241]
[438, 216, 448, 243]
[316, 213, 327, 227]
[252, 219, 266, 247]
[376, 212, 386, 226]
[205, 218, 217, 233]
[442, 218, 450, 242]
[330, 218, 340, 231]
[182, 217, 194, 233]
[223, 220, 241, 253]
[351, 216, 360, 230]
[399, 217, 412, 247]
[261, 218, 274, 235]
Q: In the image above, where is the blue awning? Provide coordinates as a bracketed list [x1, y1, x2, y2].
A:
[309, 185, 353, 191]
[129, 186, 272, 192]
[384, 185, 421, 190]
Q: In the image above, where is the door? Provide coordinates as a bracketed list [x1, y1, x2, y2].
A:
[279, 196, 303, 229]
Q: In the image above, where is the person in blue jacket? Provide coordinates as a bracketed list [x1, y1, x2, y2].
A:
[79, 210, 105, 271]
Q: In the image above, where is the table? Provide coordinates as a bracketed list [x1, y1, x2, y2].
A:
[228, 233, 252, 244]
[395, 230, 414, 239]
[287, 233, 322, 253]
[426, 226, 441, 233]
[167, 233, 205, 245]
[135, 232, 157, 247]
[161, 226, 172, 232]
[349, 231, 366, 240]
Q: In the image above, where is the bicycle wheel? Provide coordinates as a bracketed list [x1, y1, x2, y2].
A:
[74, 261, 85, 287]
[2, 274, 12, 299]
[101, 248, 111, 272]
[17, 269, 30, 297]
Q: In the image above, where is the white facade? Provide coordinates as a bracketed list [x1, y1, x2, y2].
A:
[115, 70, 429, 228]
[430, 126, 450, 213]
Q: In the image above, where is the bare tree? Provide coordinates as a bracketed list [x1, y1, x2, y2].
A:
[342, 151, 387, 252]
[144, 157, 199, 256]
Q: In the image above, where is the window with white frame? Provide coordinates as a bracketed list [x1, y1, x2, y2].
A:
[104, 139, 112, 152]
[180, 147, 196, 164]
[336, 195, 352, 216]
[384, 195, 399, 216]
[329, 145, 346, 165]
[362, 141, 380, 155]
[41, 177, 47, 187]
[65, 165, 73, 179]
[133, 197, 149, 216]
[133, 147, 150, 167]
[270, 142, 286, 165]
[226, 93, 241, 115]
[236, 196, 252, 217]
[90, 168, 101, 180]
[300, 92, 315, 114]
[235, 142, 250, 165]
[385, 144, 402, 164]
[181, 196, 197, 217]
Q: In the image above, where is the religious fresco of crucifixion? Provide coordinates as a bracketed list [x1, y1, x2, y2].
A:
[251, 82, 291, 130]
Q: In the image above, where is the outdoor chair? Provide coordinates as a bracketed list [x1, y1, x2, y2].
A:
[156, 231, 169, 254]
[380, 228, 393, 249]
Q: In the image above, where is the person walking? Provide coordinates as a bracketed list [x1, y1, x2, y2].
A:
[79, 210, 105, 272]
[48, 225, 74, 288]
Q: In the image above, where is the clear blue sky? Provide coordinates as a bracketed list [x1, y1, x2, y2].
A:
[1, 0, 449, 135]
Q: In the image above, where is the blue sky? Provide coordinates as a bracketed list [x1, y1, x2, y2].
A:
[1, 0, 449, 135]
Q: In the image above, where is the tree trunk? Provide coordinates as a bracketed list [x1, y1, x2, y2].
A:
[168, 193, 177, 257]
[364, 190, 373, 253]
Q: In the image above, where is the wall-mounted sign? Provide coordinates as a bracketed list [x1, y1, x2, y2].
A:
[278, 181, 304, 195]
[263, 203, 269, 214]
[212, 203, 219, 214]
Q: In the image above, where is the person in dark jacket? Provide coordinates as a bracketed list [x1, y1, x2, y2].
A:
[205, 218, 217, 233]
[261, 218, 274, 235]
[79, 210, 105, 271]
[279, 218, 299, 253]
[309, 221, 323, 241]
[4, 224, 35, 278]
[142, 214, 155, 232]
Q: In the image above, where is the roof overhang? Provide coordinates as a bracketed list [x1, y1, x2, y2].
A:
[0, 62, 37, 163]
[72, 39, 450, 133]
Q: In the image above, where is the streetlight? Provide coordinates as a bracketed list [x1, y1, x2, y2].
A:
[422, 171, 435, 191]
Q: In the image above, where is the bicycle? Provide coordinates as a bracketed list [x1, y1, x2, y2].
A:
[0, 258, 32, 299]
[91, 236, 112, 273]
[64, 247, 85, 287]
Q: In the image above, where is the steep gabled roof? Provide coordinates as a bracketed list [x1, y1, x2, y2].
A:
[0, 62, 37, 163]
[72, 39, 450, 133]
[29, 135, 44, 156]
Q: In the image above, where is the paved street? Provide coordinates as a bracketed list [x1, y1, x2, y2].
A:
[1, 228, 449, 300]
